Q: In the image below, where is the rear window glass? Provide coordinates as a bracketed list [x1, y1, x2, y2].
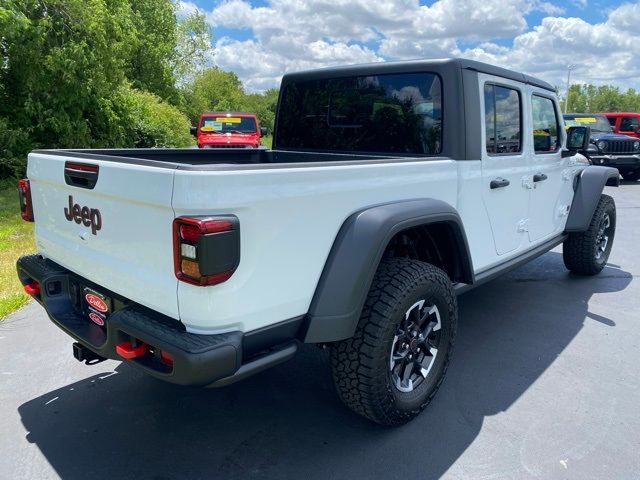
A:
[563, 115, 612, 133]
[276, 73, 442, 155]
[201, 116, 257, 133]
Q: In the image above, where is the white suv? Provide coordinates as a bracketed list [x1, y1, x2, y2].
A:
[17, 58, 619, 425]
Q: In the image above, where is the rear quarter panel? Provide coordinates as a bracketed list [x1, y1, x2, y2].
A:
[173, 160, 465, 334]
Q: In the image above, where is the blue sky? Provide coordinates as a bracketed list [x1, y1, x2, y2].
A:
[179, 0, 640, 92]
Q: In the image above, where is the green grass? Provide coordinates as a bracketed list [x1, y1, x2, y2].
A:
[261, 135, 273, 149]
[0, 179, 35, 319]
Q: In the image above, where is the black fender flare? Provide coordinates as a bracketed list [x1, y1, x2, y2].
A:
[302, 199, 474, 343]
[565, 166, 619, 233]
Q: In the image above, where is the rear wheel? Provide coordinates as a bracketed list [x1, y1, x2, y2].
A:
[330, 258, 457, 426]
[563, 194, 616, 275]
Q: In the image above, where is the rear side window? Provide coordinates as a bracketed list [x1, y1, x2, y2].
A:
[276, 73, 442, 155]
[531, 95, 560, 153]
[620, 116, 639, 132]
[484, 84, 522, 154]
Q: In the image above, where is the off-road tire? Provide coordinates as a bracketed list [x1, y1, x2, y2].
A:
[330, 258, 457, 426]
[563, 194, 616, 275]
[621, 170, 639, 182]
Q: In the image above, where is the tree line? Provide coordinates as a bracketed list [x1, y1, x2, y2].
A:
[563, 84, 640, 113]
[0, 0, 278, 179]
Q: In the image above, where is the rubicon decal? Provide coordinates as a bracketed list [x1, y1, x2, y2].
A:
[88, 312, 105, 326]
[85, 293, 108, 313]
[64, 195, 102, 235]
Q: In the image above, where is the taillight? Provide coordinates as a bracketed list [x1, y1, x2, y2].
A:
[17, 178, 34, 222]
[173, 216, 240, 286]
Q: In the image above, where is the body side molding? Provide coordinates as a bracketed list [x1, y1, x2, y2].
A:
[565, 166, 619, 233]
[302, 199, 474, 343]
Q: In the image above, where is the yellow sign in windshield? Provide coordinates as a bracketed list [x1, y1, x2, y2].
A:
[215, 117, 241, 123]
[533, 129, 550, 136]
[574, 117, 596, 123]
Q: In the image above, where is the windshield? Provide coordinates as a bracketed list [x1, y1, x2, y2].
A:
[275, 72, 442, 155]
[564, 115, 612, 133]
[200, 116, 257, 133]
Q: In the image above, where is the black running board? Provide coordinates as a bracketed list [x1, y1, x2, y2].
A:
[454, 234, 567, 295]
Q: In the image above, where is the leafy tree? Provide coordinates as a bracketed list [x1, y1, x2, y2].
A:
[0, 0, 278, 180]
[182, 69, 279, 132]
[564, 84, 640, 113]
[0, 117, 32, 178]
[0, 0, 203, 177]
[0, 0, 136, 151]
[181, 68, 246, 122]
[126, 0, 178, 101]
[173, 10, 213, 85]
[243, 88, 279, 132]
[117, 84, 194, 148]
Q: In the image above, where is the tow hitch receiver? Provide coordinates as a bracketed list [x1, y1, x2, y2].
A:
[73, 342, 106, 365]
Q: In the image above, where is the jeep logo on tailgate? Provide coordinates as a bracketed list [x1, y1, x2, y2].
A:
[64, 195, 102, 235]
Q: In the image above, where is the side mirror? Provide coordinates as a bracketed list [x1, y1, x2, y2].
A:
[190, 126, 197, 137]
[562, 126, 590, 157]
[260, 127, 268, 137]
[634, 125, 640, 134]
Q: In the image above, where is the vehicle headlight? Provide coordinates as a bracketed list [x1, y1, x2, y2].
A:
[586, 143, 598, 152]
[597, 140, 607, 151]
[634, 141, 640, 152]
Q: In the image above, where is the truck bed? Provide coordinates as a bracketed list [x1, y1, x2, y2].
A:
[33, 148, 400, 169]
[27, 146, 459, 334]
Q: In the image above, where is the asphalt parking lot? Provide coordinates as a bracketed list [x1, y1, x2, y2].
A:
[1, 184, 638, 480]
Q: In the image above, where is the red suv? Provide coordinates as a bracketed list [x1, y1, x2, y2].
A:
[191, 112, 267, 148]
[604, 112, 640, 139]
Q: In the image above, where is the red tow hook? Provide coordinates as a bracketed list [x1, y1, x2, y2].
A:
[115, 341, 148, 359]
[23, 282, 41, 296]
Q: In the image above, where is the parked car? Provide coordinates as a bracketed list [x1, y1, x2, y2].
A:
[17, 59, 619, 426]
[564, 113, 640, 181]
[191, 112, 267, 148]
[604, 112, 640, 139]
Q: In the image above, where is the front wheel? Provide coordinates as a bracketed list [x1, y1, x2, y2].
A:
[621, 170, 639, 182]
[563, 194, 616, 275]
[330, 258, 457, 426]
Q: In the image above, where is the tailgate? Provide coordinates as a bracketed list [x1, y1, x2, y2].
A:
[27, 152, 179, 318]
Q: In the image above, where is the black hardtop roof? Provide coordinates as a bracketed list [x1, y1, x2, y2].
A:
[281, 57, 555, 92]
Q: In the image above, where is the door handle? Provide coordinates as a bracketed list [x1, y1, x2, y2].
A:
[490, 177, 510, 189]
[533, 173, 548, 182]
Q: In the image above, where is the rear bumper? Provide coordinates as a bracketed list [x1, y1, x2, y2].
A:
[16, 254, 298, 387]
[198, 142, 258, 149]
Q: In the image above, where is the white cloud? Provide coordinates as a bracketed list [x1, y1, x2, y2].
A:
[188, 0, 640, 92]
[460, 10, 640, 88]
[569, 0, 588, 8]
[214, 37, 381, 91]
[533, 0, 566, 15]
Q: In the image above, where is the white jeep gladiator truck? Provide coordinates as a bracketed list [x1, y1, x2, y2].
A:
[16, 59, 619, 426]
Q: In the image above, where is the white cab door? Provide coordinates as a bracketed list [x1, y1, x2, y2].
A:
[480, 76, 531, 255]
[527, 92, 573, 242]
